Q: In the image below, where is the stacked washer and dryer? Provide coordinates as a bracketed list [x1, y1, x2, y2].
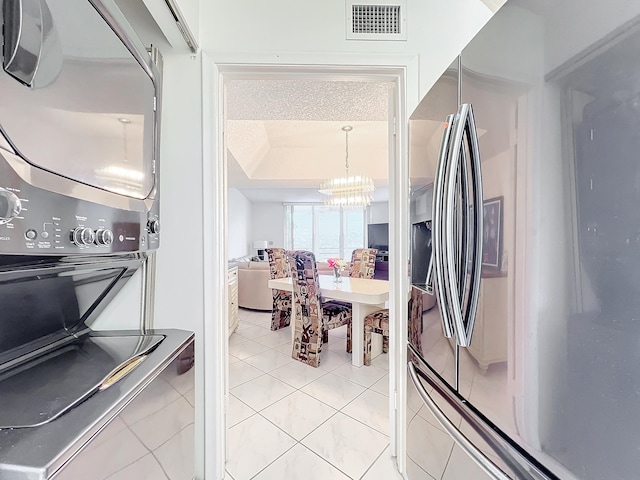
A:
[0, 1, 194, 479]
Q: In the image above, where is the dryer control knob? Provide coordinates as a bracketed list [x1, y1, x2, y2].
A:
[95, 228, 114, 246]
[71, 227, 95, 246]
[0, 188, 22, 225]
[147, 219, 160, 234]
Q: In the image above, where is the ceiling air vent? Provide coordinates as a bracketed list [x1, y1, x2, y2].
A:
[346, 0, 406, 41]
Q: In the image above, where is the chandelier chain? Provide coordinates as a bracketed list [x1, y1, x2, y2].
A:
[345, 128, 349, 174]
[318, 125, 374, 207]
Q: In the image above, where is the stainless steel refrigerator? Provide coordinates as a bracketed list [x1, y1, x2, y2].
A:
[406, 0, 640, 479]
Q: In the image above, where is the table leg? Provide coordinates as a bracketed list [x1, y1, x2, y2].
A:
[351, 303, 386, 367]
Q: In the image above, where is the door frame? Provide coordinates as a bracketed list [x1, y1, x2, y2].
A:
[202, 51, 417, 478]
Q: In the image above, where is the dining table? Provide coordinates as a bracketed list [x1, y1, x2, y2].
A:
[267, 275, 390, 367]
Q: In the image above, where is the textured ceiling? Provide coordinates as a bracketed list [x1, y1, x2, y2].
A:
[225, 78, 392, 202]
[226, 80, 391, 121]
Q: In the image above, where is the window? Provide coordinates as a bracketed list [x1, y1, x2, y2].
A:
[285, 205, 366, 261]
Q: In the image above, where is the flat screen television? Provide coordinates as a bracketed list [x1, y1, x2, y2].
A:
[411, 221, 433, 290]
[367, 223, 389, 252]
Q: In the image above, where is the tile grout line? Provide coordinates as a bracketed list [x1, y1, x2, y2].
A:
[230, 311, 391, 479]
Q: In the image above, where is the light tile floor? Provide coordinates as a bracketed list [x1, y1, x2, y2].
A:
[225, 308, 403, 480]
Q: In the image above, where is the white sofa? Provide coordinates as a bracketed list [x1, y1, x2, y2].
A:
[233, 258, 335, 311]
[236, 261, 272, 311]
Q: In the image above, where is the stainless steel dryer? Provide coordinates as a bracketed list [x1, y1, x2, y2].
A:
[0, 1, 194, 479]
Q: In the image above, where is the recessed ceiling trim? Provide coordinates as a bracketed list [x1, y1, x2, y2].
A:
[346, 0, 407, 41]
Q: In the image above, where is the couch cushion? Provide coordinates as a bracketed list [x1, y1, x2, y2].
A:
[248, 261, 270, 270]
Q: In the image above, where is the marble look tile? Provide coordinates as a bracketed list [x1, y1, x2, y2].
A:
[229, 339, 271, 360]
[406, 413, 454, 480]
[231, 374, 295, 411]
[154, 424, 196, 480]
[235, 320, 255, 331]
[130, 396, 194, 451]
[275, 342, 294, 356]
[317, 348, 351, 372]
[300, 373, 366, 410]
[227, 394, 256, 428]
[331, 363, 387, 388]
[107, 453, 168, 480]
[405, 457, 438, 480]
[224, 470, 236, 480]
[229, 333, 250, 346]
[226, 415, 296, 480]
[442, 444, 493, 480]
[302, 412, 389, 480]
[261, 390, 337, 440]
[342, 389, 390, 436]
[361, 446, 404, 480]
[269, 360, 328, 389]
[229, 360, 264, 389]
[253, 331, 292, 349]
[229, 354, 241, 365]
[239, 310, 272, 328]
[326, 336, 351, 352]
[370, 352, 389, 371]
[253, 444, 350, 480]
[184, 388, 196, 407]
[370, 373, 389, 397]
[236, 325, 272, 340]
[243, 349, 294, 372]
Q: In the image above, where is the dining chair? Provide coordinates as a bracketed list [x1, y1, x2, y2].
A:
[287, 250, 352, 367]
[341, 248, 378, 352]
[265, 248, 292, 331]
[363, 287, 424, 365]
[349, 248, 378, 278]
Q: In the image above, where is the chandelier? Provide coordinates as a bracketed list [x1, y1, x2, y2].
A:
[319, 126, 375, 207]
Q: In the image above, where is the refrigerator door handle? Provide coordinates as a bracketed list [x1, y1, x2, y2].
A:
[432, 114, 456, 338]
[443, 107, 467, 344]
[461, 103, 484, 346]
[408, 362, 510, 480]
[444, 103, 484, 347]
[456, 139, 472, 309]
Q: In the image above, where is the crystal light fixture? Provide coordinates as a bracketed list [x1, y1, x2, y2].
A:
[319, 126, 375, 207]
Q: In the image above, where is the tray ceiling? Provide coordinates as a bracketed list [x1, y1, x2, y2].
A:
[225, 78, 392, 203]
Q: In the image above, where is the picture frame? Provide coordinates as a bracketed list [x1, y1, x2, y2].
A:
[481, 196, 503, 273]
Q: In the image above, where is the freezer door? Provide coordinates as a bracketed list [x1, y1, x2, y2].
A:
[406, 355, 542, 480]
[408, 59, 460, 389]
[458, 0, 640, 479]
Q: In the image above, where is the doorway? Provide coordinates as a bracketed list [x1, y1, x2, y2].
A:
[215, 67, 399, 478]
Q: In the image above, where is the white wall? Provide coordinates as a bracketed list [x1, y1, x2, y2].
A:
[153, 51, 205, 479]
[251, 202, 286, 249]
[370, 202, 390, 224]
[110, 1, 505, 478]
[201, 0, 494, 110]
[227, 188, 252, 258]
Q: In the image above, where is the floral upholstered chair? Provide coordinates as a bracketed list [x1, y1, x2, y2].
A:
[287, 250, 352, 367]
[362, 287, 424, 366]
[341, 247, 378, 351]
[266, 248, 292, 331]
[349, 248, 377, 279]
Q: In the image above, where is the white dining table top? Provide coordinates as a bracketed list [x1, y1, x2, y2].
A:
[268, 275, 389, 305]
